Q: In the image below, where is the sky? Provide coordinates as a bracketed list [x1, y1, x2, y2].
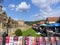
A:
[1, 0, 60, 21]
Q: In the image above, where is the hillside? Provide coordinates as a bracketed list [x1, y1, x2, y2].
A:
[25, 21, 39, 26]
[25, 20, 45, 26]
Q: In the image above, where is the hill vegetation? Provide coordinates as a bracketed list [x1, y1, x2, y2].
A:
[25, 20, 45, 26]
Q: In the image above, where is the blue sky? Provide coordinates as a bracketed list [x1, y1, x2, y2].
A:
[1, 0, 60, 21]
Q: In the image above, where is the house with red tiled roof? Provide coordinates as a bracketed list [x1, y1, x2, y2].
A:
[47, 17, 59, 24]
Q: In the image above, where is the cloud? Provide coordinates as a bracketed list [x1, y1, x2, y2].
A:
[16, 2, 30, 12]
[8, 2, 30, 12]
[31, 0, 60, 18]
[32, 9, 60, 21]
[2, 7, 6, 11]
[12, 18, 18, 21]
[32, 13, 46, 20]
[9, 4, 15, 10]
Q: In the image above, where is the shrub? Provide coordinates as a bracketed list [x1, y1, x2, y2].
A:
[15, 29, 22, 36]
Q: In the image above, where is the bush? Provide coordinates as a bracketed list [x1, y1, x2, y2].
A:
[15, 29, 22, 36]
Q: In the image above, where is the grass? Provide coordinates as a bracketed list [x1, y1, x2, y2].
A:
[22, 28, 44, 37]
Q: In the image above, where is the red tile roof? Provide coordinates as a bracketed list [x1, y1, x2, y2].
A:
[47, 17, 58, 22]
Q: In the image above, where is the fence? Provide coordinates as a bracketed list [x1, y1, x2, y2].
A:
[0, 36, 60, 45]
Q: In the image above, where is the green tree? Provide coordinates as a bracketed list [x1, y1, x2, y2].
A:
[15, 29, 22, 36]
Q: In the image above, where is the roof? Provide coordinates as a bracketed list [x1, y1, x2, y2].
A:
[47, 17, 58, 22]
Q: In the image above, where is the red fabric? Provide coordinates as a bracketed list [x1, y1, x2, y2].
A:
[6, 37, 9, 43]
[34, 37, 36, 45]
[26, 37, 29, 45]
[39, 37, 45, 44]
[51, 37, 56, 43]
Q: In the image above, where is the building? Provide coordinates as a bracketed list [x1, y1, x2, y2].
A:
[0, 6, 8, 32]
[39, 20, 46, 24]
[7, 17, 18, 28]
[0, 5, 2, 12]
[18, 20, 25, 26]
[0, 5, 31, 36]
[18, 20, 30, 31]
[0, 5, 18, 36]
[47, 17, 58, 24]
[32, 23, 38, 27]
[0, 5, 30, 36]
